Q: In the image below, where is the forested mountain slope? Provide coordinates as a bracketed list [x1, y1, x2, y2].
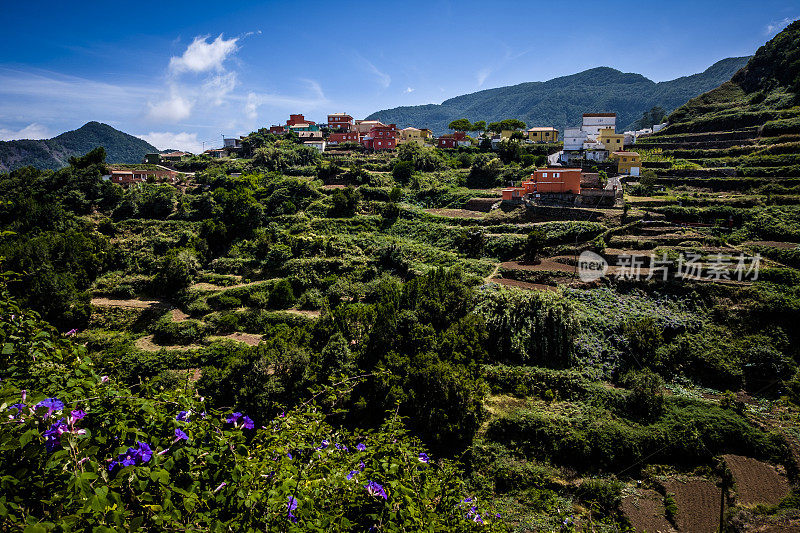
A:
[366, 57, 750, 134]
[0, 121, 158, 171]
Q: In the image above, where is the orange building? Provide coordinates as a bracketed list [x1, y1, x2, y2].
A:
[501, 187, 525, 201]
[523, 168, 582, 194]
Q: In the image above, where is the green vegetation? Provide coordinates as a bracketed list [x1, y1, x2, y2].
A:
[3, 23, 800, 530]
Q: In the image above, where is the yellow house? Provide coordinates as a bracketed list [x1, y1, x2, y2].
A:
[527, 127, 558, 143]
[610, 151, 642, 175]
[598, 127, 624, 153]
[500, 129, 514, 140]
[419, 128, 433, 139]
[398, 127, 425, 145]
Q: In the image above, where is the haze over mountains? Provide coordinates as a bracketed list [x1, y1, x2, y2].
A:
[366, 57, 751, 135]
[0, 121, 158, 172]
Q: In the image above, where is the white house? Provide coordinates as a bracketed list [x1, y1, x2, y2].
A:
[563, 127, 587, 151]
[581, 113, 616, 140]
[303, 140, 326, 152]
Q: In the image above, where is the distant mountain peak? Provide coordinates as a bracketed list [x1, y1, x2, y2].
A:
[0, 122, 158, 172]
[366, 57, 751, 135]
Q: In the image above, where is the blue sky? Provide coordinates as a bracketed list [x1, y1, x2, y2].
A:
[0, 0, 798, 152]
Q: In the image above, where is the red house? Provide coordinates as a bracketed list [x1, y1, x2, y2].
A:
[361, 124, 397, 150]
[269, 125, 286, 135]
[286, 114, 315, 127]
[328, 131, 359, 145]
[437, 131, 468, 149]
[327, 113, 353, 131]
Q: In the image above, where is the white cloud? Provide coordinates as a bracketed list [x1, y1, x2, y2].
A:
[169, 35, 239, 74]
[404, 87, 415, 93]
[202, 72, 238, 105]
[766, 16, 797, 35]
[353, 53, 391, 89]
[476, 67, 492, 86]
[146, 34, 242, 124]
[146, 86, 194, 122]
[137, 131, 203, 153]
[0, 122, 52, 141]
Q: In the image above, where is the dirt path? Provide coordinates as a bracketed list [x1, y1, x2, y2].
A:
[484, 263, 500, 284]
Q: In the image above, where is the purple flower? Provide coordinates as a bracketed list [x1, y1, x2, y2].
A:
[35, 398, 64, 418]
[241, 416, 254, 430]
[176, 411, 190, 422]
[109, 441, 152, 471]
[473, 514, 484, 525]
[356, 443, 366, 451]
[137, 441, 152, 462]
[418, 452, 430, 464]
[335, 443, 348, 451]
[287, 496, 299, 523]
[69, 409, 86, 423]
[364, 480, 387, 500]
[226, 412, 242, 424]
[100, 376, 109, 383]
[65, 328, 78, 336]
[174, 428, 188, 441]
[43, 419, 68, 453]
[359, 460, 366, 471]
[214, 482, 227, 493]
[7, 403, 26, 420]
[347, 470, 358, 480]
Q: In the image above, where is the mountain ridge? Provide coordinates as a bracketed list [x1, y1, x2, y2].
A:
[0, 121, 158, 172]
[366, 57, 751, 135]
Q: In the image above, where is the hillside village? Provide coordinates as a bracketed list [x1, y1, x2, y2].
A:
[123, 109, 662, 211]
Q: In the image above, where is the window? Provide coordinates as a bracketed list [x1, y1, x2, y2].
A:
[543, 172, 548, 177]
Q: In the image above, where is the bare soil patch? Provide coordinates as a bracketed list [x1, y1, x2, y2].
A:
[424, 208, 485, 219]
[723, 454, 790, 507]
[171, 308, 189, 322]
[284, 309, 322, 319]
[621, 489, 677, 533]
[217, 332, 263, 346]
[499, 258, 576, 273]
[92, 298, 164, 309]
[744, 241, 799, 250]
[663, 478, 721, 533]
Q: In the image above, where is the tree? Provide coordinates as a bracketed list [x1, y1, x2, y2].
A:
[152, 248, 199, 294]
[392, 160, 414, 184]
[500, 119, 526, 131]
[471, 121, 486, 135]
[328, 186, 360, 217]
[448, 118, 472, 132]
[524, 228, 546, 262]
[269, 279, 296, 309]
